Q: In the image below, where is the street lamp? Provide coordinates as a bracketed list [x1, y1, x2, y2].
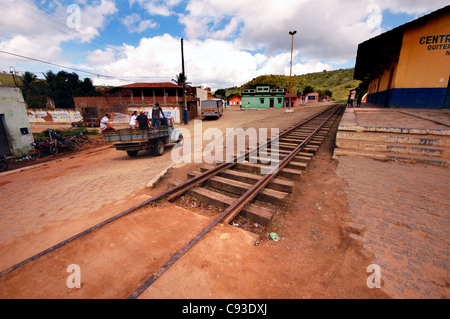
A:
[286, 30, 297, 113]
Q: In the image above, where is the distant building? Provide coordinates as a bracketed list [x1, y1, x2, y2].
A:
[306, 92, 319, 103]
[354, 5, 450, 109]
[241, 86, 285, 109]
[206, 87, 212, 100]
[285, 92, 305, 108]
[227, 96, 242, 109]
[191, 86, 209, 115]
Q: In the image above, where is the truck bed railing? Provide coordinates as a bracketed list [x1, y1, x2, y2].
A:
[104, 127, 169, 143]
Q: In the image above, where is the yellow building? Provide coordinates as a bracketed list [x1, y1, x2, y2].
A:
[354, 5, 450, 109]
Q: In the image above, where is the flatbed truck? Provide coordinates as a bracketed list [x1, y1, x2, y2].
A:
[103, 118, 183, 157]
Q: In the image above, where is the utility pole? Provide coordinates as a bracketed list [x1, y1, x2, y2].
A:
[286, 30, 297, 113]
[181, 38, 188, 125]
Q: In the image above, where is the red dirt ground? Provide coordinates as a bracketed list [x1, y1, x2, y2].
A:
[0, 104, 390, 300]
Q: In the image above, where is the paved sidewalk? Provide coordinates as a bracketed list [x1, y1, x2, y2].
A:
[337, 156, 450, 298]
[339, 105, 450, 133]
[0, 147, 171, 243]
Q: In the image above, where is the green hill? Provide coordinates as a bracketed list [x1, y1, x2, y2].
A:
[0, 72, 20, 87]
[221, 68, 361, 103]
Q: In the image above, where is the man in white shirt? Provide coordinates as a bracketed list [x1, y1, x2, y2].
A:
[100, 113, 116, 132]
[348, 89, 356, 108]
[129, 111, 138, 129]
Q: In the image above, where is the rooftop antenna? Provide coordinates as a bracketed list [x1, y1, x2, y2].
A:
[9, 66, 18, 87]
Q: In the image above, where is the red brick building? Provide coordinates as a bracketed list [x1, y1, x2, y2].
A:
[74, 82, 200, 124]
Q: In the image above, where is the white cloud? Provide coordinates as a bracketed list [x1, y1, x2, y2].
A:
[180, 0, 384, 61]
[0, 0, 117, 60]
[84, 35, 335, 90]
[121, 13, 159, 33]
[83, 35, 259, 88]
[179, 0, 447, 64]
[292, 59, 331, 76]
[2, 0, 448, 91]
[69, 0, 118, 42]
[129, 0, 183, 16]
[375, 0, 449, 15]
[86, 48, 117, 64]
[0, 0, 118, 76]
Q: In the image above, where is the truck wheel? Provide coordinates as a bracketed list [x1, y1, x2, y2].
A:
[153, 140, 165, 156]
[177, 135, 184, 146]
[127, 150, 139, 157]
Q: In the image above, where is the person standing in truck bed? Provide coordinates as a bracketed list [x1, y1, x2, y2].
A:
[137, 110, 150, 130]
[151, 103, 166, 128]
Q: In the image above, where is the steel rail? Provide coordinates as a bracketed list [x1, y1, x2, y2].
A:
[0, 104, 340, 280]
[127, 104, 342, 299]
[222, 105, 341, 225]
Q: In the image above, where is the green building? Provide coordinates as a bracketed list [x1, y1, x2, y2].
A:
[241, 86, 285, 109]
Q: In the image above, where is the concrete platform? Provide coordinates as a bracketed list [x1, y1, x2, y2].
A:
[333, 103, 450, 298]
[333, 104, 450, 166]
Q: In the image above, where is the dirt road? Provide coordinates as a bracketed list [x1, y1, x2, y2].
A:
[0, 103, 388, 299]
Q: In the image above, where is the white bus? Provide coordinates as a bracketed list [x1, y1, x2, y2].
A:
[201, 100, 224, 119]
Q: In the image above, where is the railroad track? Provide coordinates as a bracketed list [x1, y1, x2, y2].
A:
[0, 103, 344, 299]
[128, 103, 344, 298]
[179, 104, 344, 228]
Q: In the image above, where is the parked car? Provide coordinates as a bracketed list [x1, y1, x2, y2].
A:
[71, 119, 100, 127]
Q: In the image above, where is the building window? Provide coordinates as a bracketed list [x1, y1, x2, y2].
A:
[278, 98, 282, 104]
[260, 98, 265, 104]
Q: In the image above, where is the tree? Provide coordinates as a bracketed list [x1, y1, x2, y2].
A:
[171, 73, 191, 86]
[44, 70, 100, 108]
[214, 89, 226, 98]
[22, 71, 37, 89]
[302, 85, 315, 96]
[21, 72, 47, 108]
[323, 89, 333, 97]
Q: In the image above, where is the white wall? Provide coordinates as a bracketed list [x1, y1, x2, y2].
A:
[28, 109, 82, 123]
[0, 87, 34, 157]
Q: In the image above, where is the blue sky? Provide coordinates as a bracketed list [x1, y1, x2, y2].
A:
[0, 0, 448, 90]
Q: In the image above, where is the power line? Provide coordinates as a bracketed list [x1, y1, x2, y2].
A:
[0, 50, 170, 83]
[0, 0, 120, 54]
[0, 0, 172, 76]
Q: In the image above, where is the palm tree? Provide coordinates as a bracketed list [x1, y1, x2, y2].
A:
[171, 73, 191, 86]
[21, 71, 47, 108]
[21, 71, 37, 89]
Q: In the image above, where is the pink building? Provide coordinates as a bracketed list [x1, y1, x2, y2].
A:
[285, 93, 304, 108]
[306, 92, 319, 102]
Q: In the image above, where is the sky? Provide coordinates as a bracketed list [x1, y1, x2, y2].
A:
[0, 0, 448, 91]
